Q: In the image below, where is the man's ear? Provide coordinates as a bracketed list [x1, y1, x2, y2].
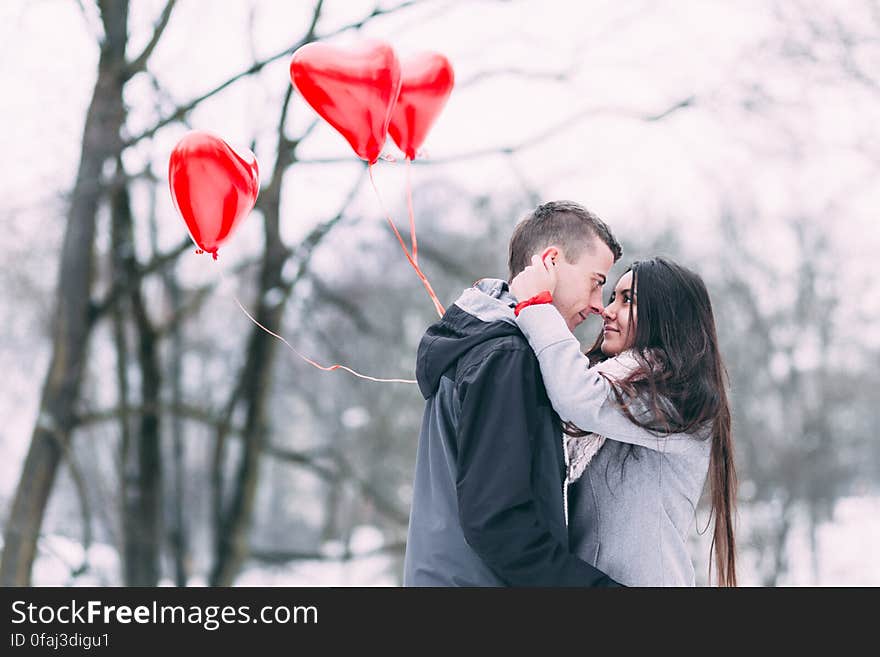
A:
[541, 246, 560, 268]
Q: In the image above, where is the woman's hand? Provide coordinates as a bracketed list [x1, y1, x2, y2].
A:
[510, 254, 557, 301]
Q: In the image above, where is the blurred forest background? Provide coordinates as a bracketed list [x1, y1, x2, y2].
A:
[1, 0, 878, 586]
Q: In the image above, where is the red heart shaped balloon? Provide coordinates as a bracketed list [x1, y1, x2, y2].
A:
[290, 40, 402, 164]
[388, 53, 454, 160]
[168, 131, 259, 259]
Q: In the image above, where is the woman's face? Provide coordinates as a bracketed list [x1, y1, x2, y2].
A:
[601, 270, 636, 356]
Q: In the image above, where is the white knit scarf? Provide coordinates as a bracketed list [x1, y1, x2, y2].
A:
[562, 349, 644, 483]
[565, 433, 607, 483]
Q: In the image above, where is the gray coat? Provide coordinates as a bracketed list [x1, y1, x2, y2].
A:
[516, 304, 711, 586]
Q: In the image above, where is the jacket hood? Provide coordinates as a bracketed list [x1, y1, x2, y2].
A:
[416, 278, 521, 398]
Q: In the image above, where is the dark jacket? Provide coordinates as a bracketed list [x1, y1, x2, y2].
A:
[403, 279, 619, 587]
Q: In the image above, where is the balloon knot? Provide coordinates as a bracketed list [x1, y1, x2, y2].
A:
[195, 248, 204, 255]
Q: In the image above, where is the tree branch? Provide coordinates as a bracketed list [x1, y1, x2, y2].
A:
[76, 402, 231, 433]
[74, 0, 104, 44]
[263, 444, 338, 480]
[154, 256, 261, 338]
[309, 275, 378, 335]
[91, 238, 192, 320]
[249, 540, 405, 564]
[406, 239, 470, 280]
[265, 444, 409, 526]
[125, 0, 178, 80]
[124, 0, 427, 147]
[458, 67, 572, 88]
[282, 167, 369, 291]
[330, 450, 410, 526]
[295, 95, 698, 166]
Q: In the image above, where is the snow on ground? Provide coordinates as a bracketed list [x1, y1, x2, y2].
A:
[16, 496, 880, 586]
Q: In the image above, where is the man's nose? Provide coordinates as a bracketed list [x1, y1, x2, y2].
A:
[589, 293, 605, 316]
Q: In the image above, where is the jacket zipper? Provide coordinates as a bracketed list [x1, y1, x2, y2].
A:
[562, 434, 570, 527]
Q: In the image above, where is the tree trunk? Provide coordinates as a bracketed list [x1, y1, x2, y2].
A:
[209, 102, 294, 585]
[0, 0, 129, 586]
[166, 266, 188, 586]
[112, 179, 163, 586]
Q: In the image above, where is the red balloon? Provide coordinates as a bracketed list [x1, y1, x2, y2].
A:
[290, 40, 401, 164]
[168, 131, 259, 259]
[389, 53, 454, 160]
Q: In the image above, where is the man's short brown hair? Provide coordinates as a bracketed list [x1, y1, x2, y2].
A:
[507, 200, 622, 279]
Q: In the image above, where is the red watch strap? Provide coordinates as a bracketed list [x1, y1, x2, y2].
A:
[514, 290, 553, 316]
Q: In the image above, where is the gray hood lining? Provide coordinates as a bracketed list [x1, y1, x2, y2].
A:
[453, 278, 518, 326]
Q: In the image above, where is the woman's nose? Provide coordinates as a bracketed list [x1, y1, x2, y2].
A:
[602, 305, 615, 320]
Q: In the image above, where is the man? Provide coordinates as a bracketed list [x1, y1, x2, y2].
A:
[404, 201, 623, 586]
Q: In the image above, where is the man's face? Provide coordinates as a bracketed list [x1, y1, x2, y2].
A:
[551, 242, 615, 332]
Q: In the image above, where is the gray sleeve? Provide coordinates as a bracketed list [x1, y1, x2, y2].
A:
[515, 304, 694, 454]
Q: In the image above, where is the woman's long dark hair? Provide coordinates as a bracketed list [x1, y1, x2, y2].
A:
[567, 256, 737, 586]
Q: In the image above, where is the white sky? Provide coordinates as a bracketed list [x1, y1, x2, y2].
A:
[2, 0, 876, 242]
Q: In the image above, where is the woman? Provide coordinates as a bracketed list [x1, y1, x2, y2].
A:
[511, 255, 737, 586]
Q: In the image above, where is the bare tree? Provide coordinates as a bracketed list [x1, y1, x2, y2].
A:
[1, 0, 436, 586]
[1, 0, 135, 586]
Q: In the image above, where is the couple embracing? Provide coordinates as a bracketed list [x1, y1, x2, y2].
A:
[403, 201, 737, 587]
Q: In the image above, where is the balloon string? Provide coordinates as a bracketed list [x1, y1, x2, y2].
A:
[406, 158, 418, 266]
[368, 164, 445, 318]
[215, 262, 416, 385]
